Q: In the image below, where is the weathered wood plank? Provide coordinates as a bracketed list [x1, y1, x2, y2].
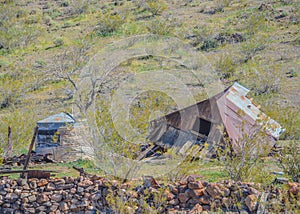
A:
[21, 126, 39, 178]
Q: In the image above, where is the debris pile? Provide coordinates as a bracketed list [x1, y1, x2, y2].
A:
[2, 152, 55, 167]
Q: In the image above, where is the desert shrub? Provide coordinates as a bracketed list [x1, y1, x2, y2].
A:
[276, 141, 300, 182]
[106, 183, 167, 213]
[280, 0, 294, 5]
[53, 38, 64, 47]
[95, 97, 140, 160]
[0, 4, 39, 52]
[67, 0, 90, 15]
[60, 0, 69, 7]
[279, 109, 300, 140]
[0, 108, 38, 154]
[145, 17, 174, 35]
[121, 21, 148, 35]
[43, 15, 54, 26]
[266, 185, 300, 213]
[214, 0, 233, 13]
[133, 0, 146, 9]
[241, 36, 267, 62]
[242, 13, 268, 36]
[287, 68, 298, 77]
[200, 38, 219, 51]
[264, 105, 299, 141]
[94, 11, 126, 37]
[188, 25, 212, 48]
[133, 0, 167, 16]
[218, 127, 272, 182]
[46, 8, 62, 19]
[187, 25, 228, 51]
[0, 148, 3, 165]
[145, 0, 167, 16]
[215, 53, 237, 79]
[106, 188, 137, 214]
[0, 76, 24, 109]
[240, 63, 281, 96]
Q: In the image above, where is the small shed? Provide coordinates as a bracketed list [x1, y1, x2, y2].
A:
[35, 112, 92, 162]
[148, 82, 285, 154]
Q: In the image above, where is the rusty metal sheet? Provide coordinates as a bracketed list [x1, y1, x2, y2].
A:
[218, 82, 284, 142]
[37, 112, 75, 124]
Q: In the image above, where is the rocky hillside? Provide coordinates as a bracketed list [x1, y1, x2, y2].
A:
[0, 0, 299, 152]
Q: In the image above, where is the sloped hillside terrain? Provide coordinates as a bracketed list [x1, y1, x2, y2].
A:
[0, 0, 299, 213]
[0, 0, 299, 152]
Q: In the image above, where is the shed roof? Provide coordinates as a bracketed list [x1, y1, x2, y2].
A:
[37, 112, 75, 124]
[218, 82, 284, 140]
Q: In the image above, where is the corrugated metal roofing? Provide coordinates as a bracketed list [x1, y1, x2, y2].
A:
[37, 112, 76, 124]
[222, 82, 284, 140]
[148, 82, 285, 151]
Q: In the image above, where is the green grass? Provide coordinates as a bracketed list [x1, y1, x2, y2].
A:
[3, 159, 104, 179]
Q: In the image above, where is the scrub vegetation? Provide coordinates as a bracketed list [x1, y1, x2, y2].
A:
[0, 1, 299, 210]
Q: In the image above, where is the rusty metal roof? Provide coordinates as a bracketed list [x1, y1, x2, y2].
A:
[37, 112, 75, 124]
[218, 82, 285, 140]
[148, 82, 285, 150]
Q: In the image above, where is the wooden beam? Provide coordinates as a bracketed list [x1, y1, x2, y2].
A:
[6, 126, 12, 159]
[0, 170, 55, 179]
[21, 126, 39, 178]
[137, 145, 156, 161]
[0, 169, 55, 174]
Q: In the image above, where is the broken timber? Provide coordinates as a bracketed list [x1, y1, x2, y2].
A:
[21, 126, 39, 178]
[6, 126, 12, 159]
[0, 170, 55, 179]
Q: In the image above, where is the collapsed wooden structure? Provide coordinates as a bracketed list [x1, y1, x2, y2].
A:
[148, 82, 285, 156]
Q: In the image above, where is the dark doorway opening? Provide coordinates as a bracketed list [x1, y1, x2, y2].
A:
[192, 117, 211, 136]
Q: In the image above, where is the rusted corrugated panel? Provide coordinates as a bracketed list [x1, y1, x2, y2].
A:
[37, 112, 75, 124]
[217, 94, 260, 148]
[217, 82, 284, 145]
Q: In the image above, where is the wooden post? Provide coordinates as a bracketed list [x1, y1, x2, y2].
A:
[6, 126, 12, 158]
[21, 126, 39, 178]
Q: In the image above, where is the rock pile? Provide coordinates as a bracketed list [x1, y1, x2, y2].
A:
[0, 176, 109, 214]
[166, 176, 299, 213]
[0, 175, 299, 213]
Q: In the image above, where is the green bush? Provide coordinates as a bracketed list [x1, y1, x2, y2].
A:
[218, 127, 272, 182]
[241, 36, 267, 62]
[200, 38, 219, 51]
[145, 17, 174, 35]
[94, 11, 126, 37]
[145, 0, 167, 16]
[239, 63, 281, 96]
[276, 141, 300, 182]
[214, 0, 233, 13]
[243, 13, 268, 36]
[215, 54, 237, 79]
[0, 4, 39, 52]
[0, 108, 38, 154]
[53, 38, 64, 47]
[133, 0, 146, 9]
[0, 76, 24, 109]
[68, 0, 90, 15]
